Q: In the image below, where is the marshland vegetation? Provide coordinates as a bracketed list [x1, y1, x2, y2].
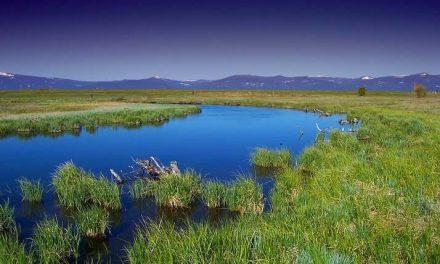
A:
[53, 162, 121, 210]
[18, 178, 44, 202]
[251, 148, 292, 169]
[0, 101, 200, 137]
[0, 90, 439, 262]
[75, 207, 110, 238]
[31, 218, 79, 263]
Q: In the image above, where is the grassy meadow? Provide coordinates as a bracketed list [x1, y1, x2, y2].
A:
[0, 89, 439, 262]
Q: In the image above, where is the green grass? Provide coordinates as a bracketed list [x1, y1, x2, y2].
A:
[0, 201, 16, 233]
[150, 171, 202, 208]
[0, 235, 32, 263]
[130, 179, 154, 199]
[1, 90, 440, 262]
[31, 218, 79, 263]
[75, 207, 110, 238]
[0, 103, 200, 137]
[88, 176, 121, 210]
[251, 148, 292, 169]
[52, 162, 93, 209]
[52, 162, 121, 210]
[18, 178, 44, 202]
[225, 177, 264, 215]
[201, 181, 227, 208]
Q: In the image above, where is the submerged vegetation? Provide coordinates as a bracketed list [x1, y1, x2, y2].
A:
[31, 218, 79, 263]
[251, 148, 292, 169]
[18, 178, 44, 202]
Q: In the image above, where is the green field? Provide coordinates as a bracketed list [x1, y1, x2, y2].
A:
[1, 89, 439, 262]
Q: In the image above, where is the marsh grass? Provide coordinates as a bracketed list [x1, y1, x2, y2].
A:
[31, 218, 79, 263]
[0, 201, 16, 233]
[0, 234, 32, 263]
[53, 162, 93, 209]
[53, 162, 121, 210]
[130, 179, 154, 199]
[88, 176, 121, 211]
[75, 207, 110, 238]
[225, 177, 264, 215]
[0, 104, 201, 137]
[150, 171, 201, 208]
[18, 178, 44, 202]
[201, 182, 227, 208]
[251, 148, 292, 169]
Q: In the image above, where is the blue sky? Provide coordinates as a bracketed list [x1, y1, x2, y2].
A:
[0, 0, 439, 80]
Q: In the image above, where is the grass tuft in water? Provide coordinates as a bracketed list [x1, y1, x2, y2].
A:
[31, 218, 79, 264]
[53, 162, 121, 210]
[130, 179, 154, 199]
[202, 181, 227, 208]
[52, 161, 93, 209]
[0, 235, 32, 263]
[0, 201, 16, 233]
[18, 178, 44, 202]
[251, 148, 292, 169]
[75, 207, 110, 239]
[151, 171, 201, 208]
[225, 177, 264, 215]
[88, 176, 121, 210]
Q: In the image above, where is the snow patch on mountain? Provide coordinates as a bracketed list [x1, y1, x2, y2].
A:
[361, 75, 374, 80]
[0, 72, 14, 77]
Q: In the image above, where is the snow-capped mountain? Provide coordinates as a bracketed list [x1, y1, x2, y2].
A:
[1, 72, 439, 91]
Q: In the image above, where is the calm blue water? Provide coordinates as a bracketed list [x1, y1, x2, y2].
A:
[0, 105, 348, 262]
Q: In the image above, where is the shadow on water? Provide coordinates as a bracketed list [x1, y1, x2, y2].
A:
[0, 105, 352, 263]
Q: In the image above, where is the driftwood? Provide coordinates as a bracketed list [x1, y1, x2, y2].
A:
[110, 169, 124, 184]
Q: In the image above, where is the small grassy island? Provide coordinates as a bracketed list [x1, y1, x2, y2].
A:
[0, 90, 439, 263]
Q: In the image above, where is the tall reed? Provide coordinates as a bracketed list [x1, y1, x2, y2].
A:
[0, 201, 16, 233]
[18, 178, 44, 202]
[31, 218, 79, 263]
[0, 235, 32, 263]
[201, 181, 227, 208]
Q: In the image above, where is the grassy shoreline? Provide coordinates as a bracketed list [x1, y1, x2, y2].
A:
[0, 103, 201, 137]
[1, 90, 439, 262]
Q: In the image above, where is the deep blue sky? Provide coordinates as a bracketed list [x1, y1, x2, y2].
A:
[1, 0, 439, 80]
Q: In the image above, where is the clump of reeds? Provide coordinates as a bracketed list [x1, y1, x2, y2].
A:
[18, 178, 44, 202]
[0, 201, 16, 233]
[31, 218, 79, 263]
[251, 148, 292, 169]
[0, 235, 32, 263]
[88, 176, 121, 210]
[52, 162, 121, 211]
[52, 162, 93, 209]
[201, 181, 227, 208]
[225, 177, 264, 214]
[151, 171, 201, 208]
[75, 207, 110, 239]
[130, 179, 154, 199]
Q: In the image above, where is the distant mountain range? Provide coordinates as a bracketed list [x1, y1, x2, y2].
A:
[1, 71, 439, 91]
